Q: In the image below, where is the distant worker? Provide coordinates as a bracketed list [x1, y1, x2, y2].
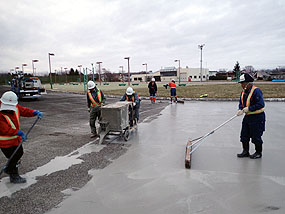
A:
[148, 78, 157, 104]
[87, 81, 105, 138]
[120, 87, 140, 125]
[236, 73, 266, 159]
[0, 91, 43, 183]
[166, 79, 177, 103]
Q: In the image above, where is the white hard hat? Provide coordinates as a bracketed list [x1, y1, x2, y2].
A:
[0, 91, 18, 111]
[87, 81, 96, 90]
[171, 79, 175, 82]
[151, 78, 155, 82]
[126, 87, 133, 95]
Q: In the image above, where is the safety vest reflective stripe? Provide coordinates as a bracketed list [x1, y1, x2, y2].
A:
[127, 92, 135, 102]
[15, 107, 20, 126]
[0, 113, 18, 141]
[0, 136, 18, 140]
[241, 86, 265, 115]
[88, 90, 102, 107]
[247, 108, 265, 115]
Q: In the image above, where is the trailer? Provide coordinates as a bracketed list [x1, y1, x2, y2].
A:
[98, 101, 138, 144]
[11, 71, 46, 99]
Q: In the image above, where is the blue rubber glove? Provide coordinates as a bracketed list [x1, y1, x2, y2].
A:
[17, 130, 27, 141]
[33, 110, 43, 118]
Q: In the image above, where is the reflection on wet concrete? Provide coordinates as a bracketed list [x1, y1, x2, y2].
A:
[0, 139, 105, 198]
[47, 102, 285, 214]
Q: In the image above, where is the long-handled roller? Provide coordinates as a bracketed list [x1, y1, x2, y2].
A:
[185, 115, 237, 169]
[0, 116, 40, 176]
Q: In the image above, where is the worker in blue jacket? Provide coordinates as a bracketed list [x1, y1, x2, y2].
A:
[236, 73, 265, 159]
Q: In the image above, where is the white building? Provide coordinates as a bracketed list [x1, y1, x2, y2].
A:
[160, 67, 209, 82]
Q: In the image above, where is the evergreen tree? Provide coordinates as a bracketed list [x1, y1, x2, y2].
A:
[233, 61, 240, 80]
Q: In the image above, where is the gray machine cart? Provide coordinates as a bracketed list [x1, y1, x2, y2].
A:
[98, 101, 136, 144]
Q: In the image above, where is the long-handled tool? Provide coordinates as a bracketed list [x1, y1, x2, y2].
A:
[0, 116, 40, 176]
[185, 115, 237, 169]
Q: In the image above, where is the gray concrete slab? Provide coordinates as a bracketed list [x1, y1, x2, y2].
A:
[47, 102, 285, 214]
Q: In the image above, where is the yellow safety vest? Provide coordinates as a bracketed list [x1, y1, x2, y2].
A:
[0, 107, 20, 140]
[241, 86, 265, 115]
[88, 90, 102, 107]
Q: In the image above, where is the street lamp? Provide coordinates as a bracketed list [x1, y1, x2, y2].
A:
[15, 67, 20, 75]
[64, 67, 68, 83]
[22, 63, 27, 73]
[119, 66, 124, 82]
[198, 44, 205, 82]
[91, 63, 94, 81]
[78, 65, 82, 84]
[32, 60, 39, 76]
[174, 59, 181, 84]
[142, 63, 147, 82]
[124, 57, 130, 86]
[48, 53, 55, 89]
[96, 62, 102, 85]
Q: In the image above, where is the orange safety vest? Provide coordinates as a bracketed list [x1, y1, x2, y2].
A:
[0, 107, 20, 141]
[169, 82, 176, 88]
[241, 86, 265, 115]
[127, 93, 135, 102]
[88, 90, 102, 107]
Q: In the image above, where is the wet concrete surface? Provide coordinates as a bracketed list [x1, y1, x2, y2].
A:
[45, 101, 285, 214]
[0, 86, 168, 214]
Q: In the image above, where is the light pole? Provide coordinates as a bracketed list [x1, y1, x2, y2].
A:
[124, 57, 130, 86]
[22, 63, 27, 73]
[78, 65, 82, 84]
[174, 59, 181, 84]
[15, 67, 20, 75]
[64, 67, 68, 83]
[142, 63, 147, 82]
[54, 69, 57, 83]
[198, 44, 205, 82]
[119, 66, 124, 82]
[32, 60, 39, 76]
[96, 62, 102, 85]
[48, 53, 55, 89]
[91, 63, 94, 81]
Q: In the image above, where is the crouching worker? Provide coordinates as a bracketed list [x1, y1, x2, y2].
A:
[164, 79, 177, 103]
[87, 81, 105, 138]
[0, 91, 43, 183]
[120, 87, 140, 126]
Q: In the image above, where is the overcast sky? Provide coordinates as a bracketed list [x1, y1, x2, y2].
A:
[0, 0, 284, 74]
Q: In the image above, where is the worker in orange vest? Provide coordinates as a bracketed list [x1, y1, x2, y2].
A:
[120, 87, 140, 126]
[168, 79, 177, 103]
[0, 91, 43, 183]
[87, 81, 105, 138]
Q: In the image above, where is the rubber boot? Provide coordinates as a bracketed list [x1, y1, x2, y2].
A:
[237, 142, 250, 158]
[175, 97, 178, 103]
[153, 97, 156, 103]
[250, 144, 262, 159]
[170, 98, 173, 104]
[9, 168, 26, 184]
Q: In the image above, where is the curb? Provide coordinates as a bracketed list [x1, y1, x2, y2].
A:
[47, 90, 285, 102]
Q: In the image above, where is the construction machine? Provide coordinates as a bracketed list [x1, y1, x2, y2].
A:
[10, 71, 46, 99]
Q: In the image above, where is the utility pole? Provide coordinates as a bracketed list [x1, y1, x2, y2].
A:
[198, 44, 205, 82]
[174, 59, 181, 84]
[96, 62, 102, 85]
[48, 53, 55, 89]
[142, 63, 148, 82]
[124, 57, 130, 86]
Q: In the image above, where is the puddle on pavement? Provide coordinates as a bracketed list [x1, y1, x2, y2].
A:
[0, 140, 105, 198]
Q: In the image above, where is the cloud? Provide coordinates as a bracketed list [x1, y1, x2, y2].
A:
[0, 0, 284, 74]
